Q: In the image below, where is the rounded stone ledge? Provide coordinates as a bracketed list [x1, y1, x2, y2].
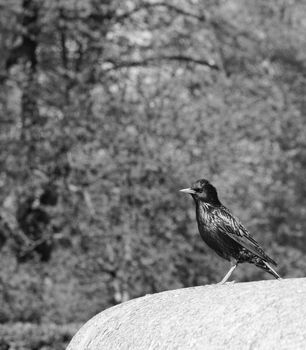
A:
[67, 278, 306, 350]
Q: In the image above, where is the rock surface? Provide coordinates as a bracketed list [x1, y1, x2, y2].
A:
[67, 278, 306, 349]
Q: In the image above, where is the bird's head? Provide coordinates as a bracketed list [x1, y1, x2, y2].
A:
[180, 179, 221, 206]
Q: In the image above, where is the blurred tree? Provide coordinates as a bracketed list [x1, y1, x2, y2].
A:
[0, 1, 306, 342]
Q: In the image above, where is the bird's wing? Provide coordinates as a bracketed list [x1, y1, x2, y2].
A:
[214, 206, 277, 266]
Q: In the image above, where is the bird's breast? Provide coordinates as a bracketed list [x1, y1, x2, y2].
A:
[195, 203, 234, 260]
[196, 204, 217, 239]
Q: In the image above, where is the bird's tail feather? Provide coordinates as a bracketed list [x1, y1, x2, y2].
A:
[256, 261, 282, 280]
[265, 256, 278, 267]
[264, 262, 281, 279]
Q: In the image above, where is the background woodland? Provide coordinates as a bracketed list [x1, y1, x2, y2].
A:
[1, 0, 306, 348]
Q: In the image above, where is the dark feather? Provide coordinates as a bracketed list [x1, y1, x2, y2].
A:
[214, 206, 277, 266]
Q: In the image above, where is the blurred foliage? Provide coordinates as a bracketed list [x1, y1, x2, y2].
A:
[1, 0, 306, 347]
[0, 323, 79, 350]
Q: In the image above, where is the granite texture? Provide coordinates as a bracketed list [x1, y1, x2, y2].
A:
[67, 278, 306, 350]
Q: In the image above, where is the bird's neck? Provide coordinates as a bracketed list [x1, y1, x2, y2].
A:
[195, 201, 214, 226]
[197, 201, 213, 211]
[194, 198, 222, 208]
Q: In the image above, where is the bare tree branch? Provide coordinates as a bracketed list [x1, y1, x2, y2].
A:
[115, 2, 208, 22]
[103, 55, 219, 71]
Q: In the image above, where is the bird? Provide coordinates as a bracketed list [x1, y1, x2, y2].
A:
[180, 178, 281, 284]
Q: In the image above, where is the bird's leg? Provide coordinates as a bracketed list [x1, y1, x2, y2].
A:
[218, 261, 238, 285]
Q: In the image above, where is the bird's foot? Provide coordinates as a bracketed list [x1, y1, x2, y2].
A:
[217, 280, 236, 285]
[226, 280, 236, 284]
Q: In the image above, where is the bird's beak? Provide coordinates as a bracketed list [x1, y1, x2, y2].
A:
[180, 188, 196, 194]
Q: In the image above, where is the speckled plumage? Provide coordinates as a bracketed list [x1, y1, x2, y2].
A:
[181, 179, 281, 282]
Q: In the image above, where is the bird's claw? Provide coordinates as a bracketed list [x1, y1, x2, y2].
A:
[217, 280, 236, 285]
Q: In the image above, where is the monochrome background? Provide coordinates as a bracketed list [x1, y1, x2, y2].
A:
[0, 0, 305, 348]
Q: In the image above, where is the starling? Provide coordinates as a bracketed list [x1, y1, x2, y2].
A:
[180, 179, 281, 284]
